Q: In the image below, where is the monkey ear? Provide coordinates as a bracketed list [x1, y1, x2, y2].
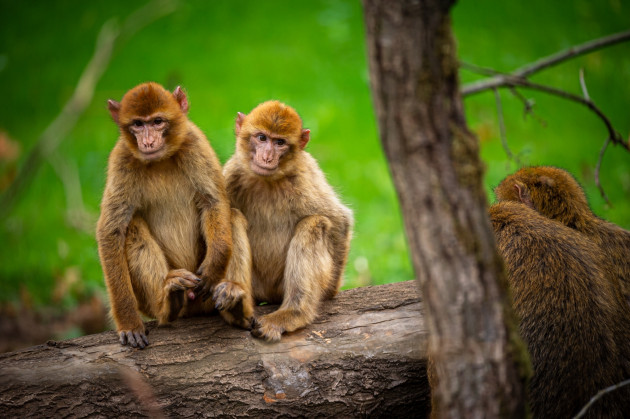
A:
[173, 86, 189, 114]
[299, 129, 311, 149]
[107, 100, 121, 124]
[514, 181, 534, 210]
[235, 112, 246, 136]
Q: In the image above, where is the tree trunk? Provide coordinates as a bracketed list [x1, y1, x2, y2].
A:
[362, 1, 528, 417]
[0, 281, 430, 418]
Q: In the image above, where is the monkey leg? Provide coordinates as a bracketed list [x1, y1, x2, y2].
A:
[252, 215, 333, 342]
[125, 216, 200, 327]
[212, 208, 255, 329]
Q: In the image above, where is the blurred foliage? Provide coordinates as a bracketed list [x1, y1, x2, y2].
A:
[0, 0, 628, 312]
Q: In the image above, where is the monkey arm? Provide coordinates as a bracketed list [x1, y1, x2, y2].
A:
[195, 199, 233, 300]
[178, 133, 233, 300]
[96, 187, 146, 345]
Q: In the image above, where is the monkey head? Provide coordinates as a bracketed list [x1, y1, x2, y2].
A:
[107, 82, 189, 162]
[234, 100, 310, 177]
[495, 166, 591, 229]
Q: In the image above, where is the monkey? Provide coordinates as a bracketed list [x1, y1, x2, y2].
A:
[489, 201, 630, 418]
[97, 82, 251, 349]
[222, 100, 353, 342]
[494, 166, 630, 305]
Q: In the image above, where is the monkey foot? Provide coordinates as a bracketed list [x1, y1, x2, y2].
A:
[118, 325, 149, 349]
[214, 282, 253, 329]
[251, 315, 285, 342]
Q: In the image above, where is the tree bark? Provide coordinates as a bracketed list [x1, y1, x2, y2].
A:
[362, 1, 528, 417]
[0, 281, 430, 418]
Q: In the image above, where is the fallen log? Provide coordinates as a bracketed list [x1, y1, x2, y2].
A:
[0, 281, 429, 417]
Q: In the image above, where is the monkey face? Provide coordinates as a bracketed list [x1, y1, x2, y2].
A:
[234, 101, 311, 177]
[108, 83, 189, 163]
[128, 116, 169, 161]
[248, 131, 290, 176]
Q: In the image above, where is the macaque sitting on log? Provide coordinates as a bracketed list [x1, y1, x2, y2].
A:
[97, 82, 250, 349]
[222, 101, 353, 342]
[495, 166, 630, 305]
[489, 201, 630, 419]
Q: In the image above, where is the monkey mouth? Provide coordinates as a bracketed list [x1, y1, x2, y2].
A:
[139, 146, 166, 160]
[251, 162, 278, 176]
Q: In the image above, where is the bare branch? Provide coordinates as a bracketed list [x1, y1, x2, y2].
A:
[573, 378, 630, 419]
[516, 30, 630, 78]
[507, 78, 626, 150]
[463, 30, 630, 96]
[0, 0, 179, 220]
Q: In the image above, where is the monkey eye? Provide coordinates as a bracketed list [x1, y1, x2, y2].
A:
[275, 139, 286, 146]
[154, 117, 163, 125]
[133, 120, 143, 127]
[257, 134, 267, 142]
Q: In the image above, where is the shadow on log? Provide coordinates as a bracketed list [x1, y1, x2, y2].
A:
[0, 281, 429, 417]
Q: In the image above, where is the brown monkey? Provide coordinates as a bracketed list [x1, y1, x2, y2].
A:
[495, 166, 630, 304]
[222, 100, 353, 342]
[489, 201, 630, 418]
[97, 82, 251, 349]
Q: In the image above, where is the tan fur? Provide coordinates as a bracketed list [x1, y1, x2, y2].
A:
[495, 166, 630, 305]
[97, 83, 249, 348]
[223, 101, 353, 341]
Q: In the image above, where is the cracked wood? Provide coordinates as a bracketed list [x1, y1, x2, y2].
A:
[0, 281, 429, 417]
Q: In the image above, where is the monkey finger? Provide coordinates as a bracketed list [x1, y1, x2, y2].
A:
[168, 283, 186, 292]
[196, 283, 214, 301]
[126, 331, 138, 348]
[119, 331, 128, 346]
[134, 332, 147, 349]
[176, 277, 200, 289]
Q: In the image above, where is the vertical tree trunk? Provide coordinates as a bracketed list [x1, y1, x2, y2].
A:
[362, 1, 528, 417]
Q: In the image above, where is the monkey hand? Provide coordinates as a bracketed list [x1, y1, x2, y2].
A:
[251, 313, 286, 342]
[163, 269, 200, 322]
[213, 281, 254, 329]
[118, 323, 149, 349]
[194, 264, 220, 302]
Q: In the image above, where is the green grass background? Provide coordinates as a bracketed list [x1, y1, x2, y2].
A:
[0, 0, 628, 313]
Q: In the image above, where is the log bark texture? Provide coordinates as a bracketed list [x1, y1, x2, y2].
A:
[362, 1, 528, 417]
[0, 281, 429, 418]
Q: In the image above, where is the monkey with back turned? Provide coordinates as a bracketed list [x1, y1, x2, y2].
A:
[495, 166, 630, 305]
[97, 82, 252, 348]
[489, 200, 630, 418]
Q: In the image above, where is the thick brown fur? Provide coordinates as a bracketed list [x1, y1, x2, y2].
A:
[489, 201, 630, 418]
[495, 166, 630, 305]
[97, 82, 250, 348]
[223, 100, 353, 341]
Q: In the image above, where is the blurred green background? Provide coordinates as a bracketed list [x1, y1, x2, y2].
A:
[0, 0, 628, 346]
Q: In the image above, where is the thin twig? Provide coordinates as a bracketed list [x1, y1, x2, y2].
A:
[578, 69, 611, 205]
[573, 378, 630, 419]
[460, 62, 544, 124]
[462, 30, 630, 96]
[578, 68, 590, 101]
[492, 88, 520, 164]
[595, 137, 612, 205]
[0, 0, 179, 220]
